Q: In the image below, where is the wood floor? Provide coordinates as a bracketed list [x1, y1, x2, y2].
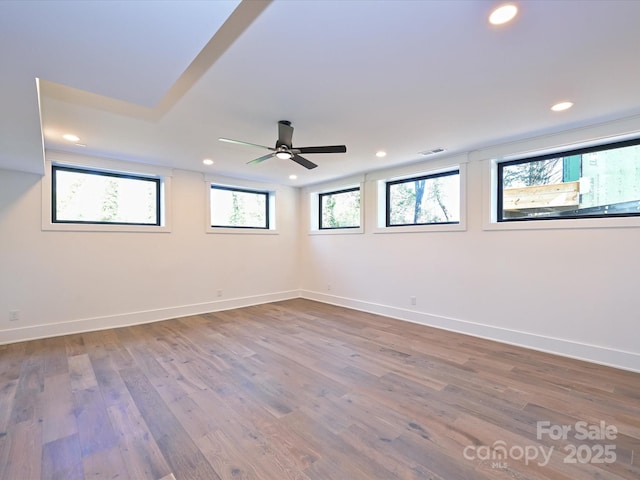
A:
[0, 299, 638, 480]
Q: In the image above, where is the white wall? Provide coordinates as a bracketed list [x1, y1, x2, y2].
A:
[299, 118, 640, 372]
[0, 166, 300, 343]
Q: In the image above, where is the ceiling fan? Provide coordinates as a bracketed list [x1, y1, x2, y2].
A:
[218, 120, 347, 170]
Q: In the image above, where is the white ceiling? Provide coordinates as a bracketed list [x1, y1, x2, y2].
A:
[2, 0, 640, 186]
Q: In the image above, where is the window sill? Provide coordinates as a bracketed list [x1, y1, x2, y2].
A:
[205, 227, 278, 235]
[309, 227, 364, 235]
[483, 216, 640, 231]
[42, 223, 171, 233]
[373, 223, 465, 234]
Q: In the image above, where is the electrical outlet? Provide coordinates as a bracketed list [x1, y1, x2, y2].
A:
[217, 290, 223, 298]
[9, 310, 20, 322]
[410, 296, 417, 306]
[327, 284, 331, 291]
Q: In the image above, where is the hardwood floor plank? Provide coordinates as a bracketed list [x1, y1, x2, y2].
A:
[197, 429, 269, 480]
[0, 368, 19, 433]
[107, 401, 173, 480]
[192, 384, 320, 478]
[283, 409, 402, 480]
[10, 359, 43, 426]
[68, 354, 98, 392]
[42, 337, 69, 378]
[338, 423, 442, 480]
[41, 433, 84, 480]
[88, 352, 131, 409]
[1, 420, 42, 480]
[81, 445, 128, 480]
[166, 394, 220, 442]
[73, 386, 118, 456]
[120, 341, 190, 405]
[42, 373, 77, 443]
[120, 366, 222, 480]
[64, 334, 87, 357]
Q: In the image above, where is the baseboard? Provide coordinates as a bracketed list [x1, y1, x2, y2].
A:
[4, 290, 638, 374]
[300, 290, 640, 374]
[0, 290, 301, 345]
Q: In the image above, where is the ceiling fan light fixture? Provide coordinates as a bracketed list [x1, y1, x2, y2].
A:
[275, 151, 292, 160]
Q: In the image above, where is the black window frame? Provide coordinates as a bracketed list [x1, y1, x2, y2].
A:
[497, 137, 640, 222]
[386, 169, 460, 227]
[210, 185, 270, 229]
[52, 165, 161, 226]
[318, 186, 361, 230]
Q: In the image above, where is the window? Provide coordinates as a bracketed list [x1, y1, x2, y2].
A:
[386, 170, 460, 226]
[497, 138, 640, 222]
[210, 185, 269, 229]
[52, 165, 160, 225]
[319, 187, 360, 229]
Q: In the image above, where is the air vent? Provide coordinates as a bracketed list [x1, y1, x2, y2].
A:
[419, 148, 445, 156]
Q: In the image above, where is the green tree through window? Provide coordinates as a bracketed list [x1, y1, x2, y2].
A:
[386, 171, 460, 226]
[319, 188, 360, 229]
[210, 185, 269, 229]
[52, 166, 160, 225]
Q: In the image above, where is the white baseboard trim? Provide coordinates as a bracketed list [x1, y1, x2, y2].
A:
[300, 290, 640, 374]
[0, 290, 301, 345]
[4, 289, 638, 373]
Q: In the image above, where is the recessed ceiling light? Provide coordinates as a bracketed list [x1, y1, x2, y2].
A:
[376, 151, 387, 158]
[489, 4, 518, 25]
[551, 101, 574, 112]
[202, 158, 214, 165]
[63, 134, 80, 142]
[289, 174, 298, 180]
[74, 143, 87, 147]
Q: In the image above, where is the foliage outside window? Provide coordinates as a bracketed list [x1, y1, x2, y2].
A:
[52, 165, 160, 225]
[319, 187, 360, 229]
[498, 138, 640, 221]
[210, 185, 269, 229]
[386, 170, 460, 226]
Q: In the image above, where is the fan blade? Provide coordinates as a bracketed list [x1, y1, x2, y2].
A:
[297, 145, 347, 154]
[292, 154, 318, 170]
[277, 120, 294, 148]
[247, 153, 274, 165]
[219, 137, 273, 151]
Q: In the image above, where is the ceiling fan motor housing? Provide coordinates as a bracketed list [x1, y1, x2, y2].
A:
[276, 120, 293, 148]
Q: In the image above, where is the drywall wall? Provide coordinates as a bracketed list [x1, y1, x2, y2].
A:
[299, 119, 640, 372]
[0, 165, 300, 343]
